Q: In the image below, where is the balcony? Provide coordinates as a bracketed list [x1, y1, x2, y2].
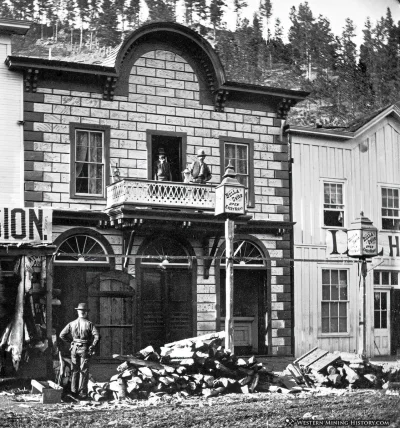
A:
[106, 178, 216, 211]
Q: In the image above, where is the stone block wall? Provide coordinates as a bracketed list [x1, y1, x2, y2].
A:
[22, 48, 292, 355]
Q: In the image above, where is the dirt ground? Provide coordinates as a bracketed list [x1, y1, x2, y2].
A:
[1, 388, 400, 428]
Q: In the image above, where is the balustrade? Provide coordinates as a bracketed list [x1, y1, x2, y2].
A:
[106, 178, 215, 211]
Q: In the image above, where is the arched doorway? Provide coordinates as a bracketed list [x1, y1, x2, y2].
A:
[136, 236, 196, 350]
[53, 229, 116, 357]
[216, 236, 270, 355]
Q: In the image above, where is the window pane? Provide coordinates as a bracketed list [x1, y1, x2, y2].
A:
[339, 317, 347, 332]
[225, 144, 235, 165]
[374, 311, 380, 328]
[339, 286, 347, 300]
[382, 272, 389, 285]
[331, 270, 339, 284]
[381, 293, 387, 310]
[237, 159, 247, 174]
[330, 318, 338, 333]
[321, 302, 329, 317]
[381, 311, 387, 329]
[331, 284, 339, 300]
[322, 270, 330, 285]
[76, 178, 88, 194]
[339, 270, 347, 284]
[339, 302, 347, 316]
[374, 292, 380, 310]
[374, 271, 380, 285]
[322, 317, 329, 333]
[322, 285, 330, 300]
[331, 302, 338, 317]
[392, 272, 399, 286]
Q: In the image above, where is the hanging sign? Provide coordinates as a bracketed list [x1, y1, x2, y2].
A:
[215, 185, 246, 216]
[347, 228, 378, 258]
[0, 207, 52, 244]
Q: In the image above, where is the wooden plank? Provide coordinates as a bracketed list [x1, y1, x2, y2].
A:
[308, 352, 340, 372]
[294, 347, 328, 368]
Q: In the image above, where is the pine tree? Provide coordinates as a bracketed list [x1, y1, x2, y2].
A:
[146, 0, 175, 22]
[65, 0, 77, 48]
[97, 0, 120, 46]
[0, 2, 13, 18]
[210, 0, 225, 38]
[233, 0, 247, 29]
[126, 0, 141, 29]
[259, 0, 272, 41]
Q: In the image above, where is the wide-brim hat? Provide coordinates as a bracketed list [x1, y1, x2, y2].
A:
[158, 147, 166, 156]
[197, 149, 206, 157]
[75, 303, 89, 312]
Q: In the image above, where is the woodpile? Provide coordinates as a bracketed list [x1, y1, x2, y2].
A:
[91, 332, 275, 401]
[277, 347, 400, 393]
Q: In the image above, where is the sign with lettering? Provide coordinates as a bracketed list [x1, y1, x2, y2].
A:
[215, 185, 245, 216]
[0, 207, 52, 244]
[326, 230, 394, 258]
[347, 228, 378, 257]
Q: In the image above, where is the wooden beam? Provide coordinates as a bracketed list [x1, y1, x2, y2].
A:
[46, 255, 54, 379]
[123, 230, 136, 272]
[203, 234, 221, 279]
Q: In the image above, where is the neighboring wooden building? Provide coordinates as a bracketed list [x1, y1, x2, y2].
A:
[289, 104, 400, 358]
[4, 22, 309, 360]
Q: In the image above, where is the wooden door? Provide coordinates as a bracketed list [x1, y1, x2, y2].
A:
[391, 289, 400, 355]
[374, 290, 390, 356]
[220, 270, 266, 354]
[88, 271, 135, 359]
[141, 269, 192, 350]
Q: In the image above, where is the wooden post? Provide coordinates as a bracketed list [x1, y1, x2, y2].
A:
[358, 259, 367, 357]
[46, 255, 54, 379]
[224, 218, 235, 353]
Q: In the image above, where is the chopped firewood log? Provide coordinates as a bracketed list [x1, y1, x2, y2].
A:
[160, 347, 174, 357]
[238, 375, 252, 386]
[175, 366, 186, 375]
[247, 356, 257, 366]
[240, 385, 249, 394]
[364, 374, 378, 386]
[203, 375, 214, 387]
[117, 361, 130, 372]
[214, 361, 236, 377]
[110, 374, 121, 382]
[237, 367, 254, 376]
[343, 364, 360, 384]
[139, 367, 153, 378]
[327, 365, 337, 375]
[279, 374, 298, 390]
[169, 347, 195, 359]
[113, 355, 164, 370]
[138, 345, 155, 358]
[164, 331, 225, 348]
[249, 373, 259, 392]
[236, 358, 248, 367]
[214, 377, 229, 388]
[328, 373, 342, 385]
[310, 370, 329, 385]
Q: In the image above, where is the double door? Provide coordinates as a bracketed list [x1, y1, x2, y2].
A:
[140, 269, 193, 350]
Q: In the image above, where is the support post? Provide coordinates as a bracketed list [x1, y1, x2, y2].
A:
[224, 218, 235, 353]
[358, 259, 367, 357]
[46, 255, 54, 379]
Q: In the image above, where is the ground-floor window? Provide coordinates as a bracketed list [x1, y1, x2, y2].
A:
[321, 269, 348, 333]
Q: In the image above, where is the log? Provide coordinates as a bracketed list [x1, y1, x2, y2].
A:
[249, 374, 259, 393]
[343, 364, 360, 384]
[113, 355, 164, 370]
[164, 331, 225, 348]
[328, 374, 342, 385]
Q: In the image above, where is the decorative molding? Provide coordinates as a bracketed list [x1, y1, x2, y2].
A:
[214, 89, 229, 112]
[24, 68, 39, 92]
[200, 58, 215, 93]
[103, 76, 118, 100]
[277, 98, 295, 119]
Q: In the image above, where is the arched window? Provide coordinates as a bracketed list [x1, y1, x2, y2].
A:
[54, 234, 109, 264]
[221, 239, 265, 267]
[140, 237, 190, 267]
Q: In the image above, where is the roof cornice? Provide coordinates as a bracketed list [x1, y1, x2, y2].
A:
[0, 19, 31, 35]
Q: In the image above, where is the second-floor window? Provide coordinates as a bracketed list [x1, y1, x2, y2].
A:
[381, 187, 399, 230]
[70, 123, 110, 198]
[321, 269, 348, 334]
[220, 137, 254, 207]
[323, 182, 344, 227]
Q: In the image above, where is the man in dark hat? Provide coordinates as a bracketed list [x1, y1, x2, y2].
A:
[59, 303, 99, 399]
[189, 149, 212, 184]
[153, 147, 172, 181]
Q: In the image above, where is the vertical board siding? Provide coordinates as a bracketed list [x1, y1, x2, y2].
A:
[292, 118, 400, 357]
[0, 38, 22, 205]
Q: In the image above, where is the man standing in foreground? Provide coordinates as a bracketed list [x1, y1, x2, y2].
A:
[59, 303, 99, 399]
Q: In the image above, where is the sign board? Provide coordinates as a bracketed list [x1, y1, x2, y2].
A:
[347, 228, 378, 257]
[215, 185, 245, 216]
[0, 207, 52, 244]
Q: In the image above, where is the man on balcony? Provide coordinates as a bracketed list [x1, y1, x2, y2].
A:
[190, 149, 212, 184]
[154, 147, 172, 181]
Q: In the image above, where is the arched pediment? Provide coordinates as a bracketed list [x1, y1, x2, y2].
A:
[113, 22, 226, 102]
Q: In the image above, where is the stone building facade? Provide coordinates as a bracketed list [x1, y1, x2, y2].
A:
[6, 22, 308, 357]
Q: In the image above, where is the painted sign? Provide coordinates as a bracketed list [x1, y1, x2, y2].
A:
[326, 230, 397, 258]
[0, 207, 52, 244]
[347, 228, 377, 257]
[215, 185, 245, 216]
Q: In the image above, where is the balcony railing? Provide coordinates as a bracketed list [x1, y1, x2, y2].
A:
[106, 178, 216, 211]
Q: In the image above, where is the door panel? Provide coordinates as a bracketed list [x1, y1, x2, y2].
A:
[141, 269, 193, 349]
[374, 290, 390, 356]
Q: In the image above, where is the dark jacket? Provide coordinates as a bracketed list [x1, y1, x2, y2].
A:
[154, 160, 172, 181]
[190, 160, 212, 183]
[59, 317, 99, 348]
